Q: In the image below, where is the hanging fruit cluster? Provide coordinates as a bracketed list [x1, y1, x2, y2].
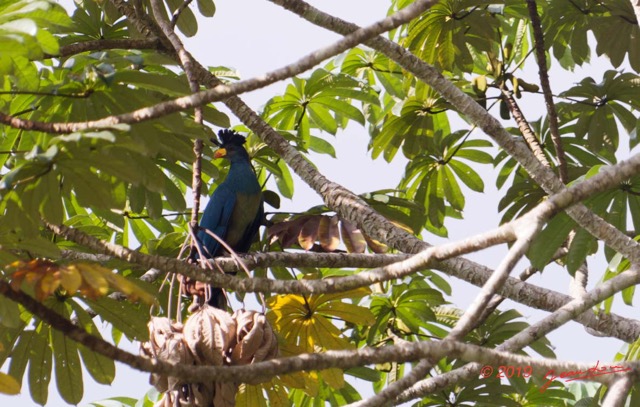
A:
[140, 306, 278, 406]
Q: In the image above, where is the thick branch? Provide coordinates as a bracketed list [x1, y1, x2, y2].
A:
[602, 376, 634, 407]
[0, 278, 627, 388]
[0, 0, 435, 134]
[266, 0, 640, 266]
[396, 265, 640, 404]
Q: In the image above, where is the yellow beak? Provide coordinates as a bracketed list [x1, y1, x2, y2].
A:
[214, 148, 227, 159]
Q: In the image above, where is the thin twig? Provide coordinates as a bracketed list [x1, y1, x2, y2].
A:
[0, 0, 436, 134]
[170, 0, 194, 28]
[501, 88, 551, 167]
[526, 0, 568, 183]
[396, 265, 640, 405]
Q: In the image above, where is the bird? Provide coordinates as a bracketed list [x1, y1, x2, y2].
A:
[188, 129, 264, 309]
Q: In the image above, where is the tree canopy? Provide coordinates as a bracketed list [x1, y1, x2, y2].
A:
[1, 0, 640, 405]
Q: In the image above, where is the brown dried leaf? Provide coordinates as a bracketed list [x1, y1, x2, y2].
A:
[340, 221, 366, 253]
[268, 216, 310, 248]
[183, 305, 236, 366]
[231, 310, 279, 368]
[140, 317, 192, 393]
[298, 216, 320, 251]
[319, 215, 340, 252]
[364, 235, 388, 253]
[214, 381, 238, 407]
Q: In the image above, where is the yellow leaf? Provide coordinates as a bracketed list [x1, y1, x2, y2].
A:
[316, 302, 375, 326]
[59, 265, 82, 293]
[77, 264, 109, 296]
[102, 271, 156, 304]
[37, 272, 60, 301]
[310, 287, 371, 306]
[0, 372, 21, 395]
[309, 316, 350, 350]
[237, 383, 267, 407]
[319, 368, 344, 389]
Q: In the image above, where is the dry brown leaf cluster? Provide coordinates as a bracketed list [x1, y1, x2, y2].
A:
[141, 307, 279, 406]
[268, 214, 388, 253]
[7, 259, 155, 303]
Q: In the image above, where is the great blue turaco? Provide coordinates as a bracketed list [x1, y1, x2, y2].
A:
[187, 129, 264, 309]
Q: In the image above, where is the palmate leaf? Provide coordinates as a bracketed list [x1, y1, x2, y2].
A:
[372, 83, 452, 162]
[543, 0, 604, 69]
[406, 0, 500, 72]
[0, 0, 71, 65]
[559, 70, 640, 153]
[263, 68, 380, 147]
[340, 48, 405, 98]
[590, 0, 640, 72]
[400, 130, 492, 235]
[267, 288, 373, 353]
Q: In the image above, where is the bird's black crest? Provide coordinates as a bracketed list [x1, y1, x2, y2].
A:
[211, 129, 247, 147]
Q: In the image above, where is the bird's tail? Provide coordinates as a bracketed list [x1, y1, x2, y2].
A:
[207, 286, 228, 309]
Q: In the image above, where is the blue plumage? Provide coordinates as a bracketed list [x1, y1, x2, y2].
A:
[192, 129, 263, 308]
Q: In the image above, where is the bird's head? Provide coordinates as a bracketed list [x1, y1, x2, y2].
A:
[211, 129, 250, 162]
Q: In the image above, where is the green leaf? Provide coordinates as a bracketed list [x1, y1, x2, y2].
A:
[566, 227, 596, 275]
[449, 160, 484, 192]
[308, 136, 336, 158]
[307, 102, 338, 134]
[38, 171, 63, 225]
[441, 165, 464, 211]
[527, 213, 576, 271]
[197, 0, 216, 17]
[0, 295, 21, 328]
[70, 302, 116, 385]
[166, 0, 198, 37]
[28, 324, 52, 405]
[275, 159, 294, 199]
[84, 297, 150, 341]
[51, 325, 83, 404]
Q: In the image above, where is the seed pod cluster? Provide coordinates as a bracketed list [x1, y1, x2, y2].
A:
[141, 306, 279, 406]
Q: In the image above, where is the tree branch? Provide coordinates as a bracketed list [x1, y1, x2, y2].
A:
[44, 147, 640, 345]
[396, 265, 640, 404]
[45, 38, 162, 59]
[265, 0, 640, 268]
[501, 88, 551, 167]
[602, 375, 634, 407]
[526, 0, 568, 183]
[0, 0, 435, 134]
[0, 278, 628, 389]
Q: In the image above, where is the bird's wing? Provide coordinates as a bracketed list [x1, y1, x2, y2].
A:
[233, 194, 264, 253]
[196, 183, 237, 258]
